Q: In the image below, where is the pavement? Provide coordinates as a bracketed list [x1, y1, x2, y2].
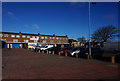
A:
[2, 48, 120, 80]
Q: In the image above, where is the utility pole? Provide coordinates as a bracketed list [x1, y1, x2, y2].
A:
[20, 32, 22, 48]
[89, 0, 96, 59]
[25, 36, 26, 49]
[89, 0, 92, 59]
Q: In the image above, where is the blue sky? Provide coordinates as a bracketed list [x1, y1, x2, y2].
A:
[2, 2, 118, 40]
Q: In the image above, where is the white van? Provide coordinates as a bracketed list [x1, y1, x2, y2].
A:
[101, 42, 120, 52]
[40, 45, 54, 50]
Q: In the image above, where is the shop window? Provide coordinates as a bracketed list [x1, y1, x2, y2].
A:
[1, 39, 6, 41]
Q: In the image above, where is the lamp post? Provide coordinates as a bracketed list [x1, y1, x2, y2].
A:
[89, 0, 96, 59]
[25, 36, 26, 49]
[20, 33, 22, 48]
[89, 0, 91, 59]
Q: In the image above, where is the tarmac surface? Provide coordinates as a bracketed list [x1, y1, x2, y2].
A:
[2, 48, 120, 80]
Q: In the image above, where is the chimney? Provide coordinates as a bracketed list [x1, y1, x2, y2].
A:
[38, 33, 40, 35]
[19, 32, 21, 35]
[66, 35, 67, 37]
[53, 34, 55, 36]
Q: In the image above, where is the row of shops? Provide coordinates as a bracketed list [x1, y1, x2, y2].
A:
[2, 42, 70, 48]
[2, 41, 103, 49]
[4, 43, 26, 48]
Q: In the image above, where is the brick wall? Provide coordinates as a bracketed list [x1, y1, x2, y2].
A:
[1, 32, 68, 44]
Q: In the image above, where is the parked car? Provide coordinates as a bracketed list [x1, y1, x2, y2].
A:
[28, 45, 34, 49]
[46, 46, 61, 54]
[34, 45, 42, 52]
[59, 47, 73, 54]
[36, 45, 46, 52]
[39, 45, 54, 50]
[67, 47, 86, 56]
[85, 47, 103, 57]
[115, 53, 120, 62]
[32, 45, 41, 50]
[101, 42, 120, 52]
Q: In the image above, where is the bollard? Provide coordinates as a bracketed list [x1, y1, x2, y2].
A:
[42, 50, 44, 53]
[87, 54, 90, 60]
[46, 50, 48, 54]
[52, 51, 55, 55]
[38, 50, 40, 53]
[111, 56, 115, 63]
[76, 53, 78, 58]
[32, 49, 34, 51]
[58, 52, 61, 55]
[49, 51, 51, 54]
[65, 52, 67, 56]
[35, 49, 37, 52]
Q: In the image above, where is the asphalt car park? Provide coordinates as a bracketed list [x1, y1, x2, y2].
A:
[2, 48, 120, 80]
[34, 45, 118, 61]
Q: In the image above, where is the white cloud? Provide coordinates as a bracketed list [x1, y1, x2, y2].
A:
[70, 1, 86, 7]
[33, 24, 40, 30]
[4, 27, 12, 31]
[2, 0, 119, 2]
[8, 12, 13, 15]
[7, 11, 18, 20]
[102, 14, 116, 20]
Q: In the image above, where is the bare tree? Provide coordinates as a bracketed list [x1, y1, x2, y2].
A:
[92, 25, 117, 42]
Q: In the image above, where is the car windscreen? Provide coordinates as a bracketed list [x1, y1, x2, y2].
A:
[40, 46, 46, 48]
[79, 48, 86, 52]
[45, 46, 48, 48]
[61, 47, 68, 50]
[71, 48, 79, 51]
[36, 46, 41, 47]
[49, 47, 54, 48]
[61, 47, 72, 50]
[92, 48, 101, 52]
[48, 47, 54, 49]
[86, 48, 101, 52]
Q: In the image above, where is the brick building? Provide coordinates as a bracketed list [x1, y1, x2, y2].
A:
[68, 39, 80, 47]
[0, 32, 69, 48]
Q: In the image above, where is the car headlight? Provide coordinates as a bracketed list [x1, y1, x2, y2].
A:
[71, 52, 74, 56]
[85, 53, 88, 55]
